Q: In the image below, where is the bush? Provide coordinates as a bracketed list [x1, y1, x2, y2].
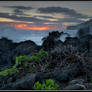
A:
[0, 55, 31, 76]
[33, 79, 59, 90]
[0, 50, 48, 76]
[0, 66, 19, 76]
[16, 55, 31, 68]
[26, 65, 37, 73]
[31, 49, 48, 62]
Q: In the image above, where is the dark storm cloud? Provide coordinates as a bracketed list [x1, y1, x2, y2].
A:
[0, 12, 53, 23]
[8, 6, 33, 16]
[37, 16, 55, 19]
[58, 17, 84, 23]
[13, 8, 24, 15]
[38, 7, 90, 18]
[4, 6, 34, 16]
[0, 12, 86, 25]
[5, 6, 33, 10]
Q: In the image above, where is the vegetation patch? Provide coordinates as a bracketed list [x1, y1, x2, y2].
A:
[33, 79, 59, 90]
[16, 55, 31, 68]
[31, 49, 48, 62]
[0, 65, 19, 76]
[0, 49, 48, 76]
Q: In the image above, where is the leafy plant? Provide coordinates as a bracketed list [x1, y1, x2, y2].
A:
[26, 65, 37, 73]
[0, 65, 19, 76]
[31, 49, 48, 62]
[33, 79, 59, 90]
[0, 50, 48, 76]
[0, 55, 30, 76]
[16, 55, 31, 68]
[44, 64, 49, 68]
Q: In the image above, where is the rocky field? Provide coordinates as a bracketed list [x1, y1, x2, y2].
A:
[0, 27, 92, 90]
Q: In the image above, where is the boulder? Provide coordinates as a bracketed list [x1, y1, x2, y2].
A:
[0, 73, 36, 90]
[68, 78, 85, 85]
[64, 37, 80, 47]
[0, 37, 15, 66]
[78, 34, 92, 52]
[12, 40, 40, 62]
[42, 31, 62, 51]
[51, 62, 82, 82]
[63, 84, 86, 90]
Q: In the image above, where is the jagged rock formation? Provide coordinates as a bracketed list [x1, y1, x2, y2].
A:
[0, 38, 16, 70]
[12, 40, 41, 63]
[42, 31, 62, 51]
[0, 38, 40, 70]
[0, 28, 92, 90]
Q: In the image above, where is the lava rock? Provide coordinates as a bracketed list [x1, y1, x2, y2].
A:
[12, 40, 40, 62]
[63, 84, 86, 90]
[68, 78, 85, 85]
[51, 62, 82, 82]
[0, 73, 36, 90]
[0, 37, 16, 65]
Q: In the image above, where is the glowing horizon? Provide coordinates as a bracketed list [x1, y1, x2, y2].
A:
[11, 23, 59, 31]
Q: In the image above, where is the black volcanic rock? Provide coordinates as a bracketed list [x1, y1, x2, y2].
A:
[77, 27, 90, 38]
[0, 38, 40, 69]
[12, 40, 41, 63]
[0, 37, 16, 67]
[63, 84, 86, 90]
[51, 62, 82, 82]
[0, 73, 36, 90]
[42, 31, 62, 51]
[0, 30, 92, 90]
[78, 34, 92, 52]
[64, 37, 80, 47]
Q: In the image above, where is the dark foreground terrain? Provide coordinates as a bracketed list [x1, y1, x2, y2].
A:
[0, 27, 92, 90]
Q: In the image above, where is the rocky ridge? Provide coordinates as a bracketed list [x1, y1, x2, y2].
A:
[0, 27, 91, 90]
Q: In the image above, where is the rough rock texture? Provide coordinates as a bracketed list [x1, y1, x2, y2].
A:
[0, 29, 92, 90]
[0, 73, 36, 90]
[0, 38, 16, 69]
[63, 84, 86, 90]
[0, 38, 40, 68]
[12, 40, 40, 62]
[42, 31, 62, 51]
[51, 62, 83, 82]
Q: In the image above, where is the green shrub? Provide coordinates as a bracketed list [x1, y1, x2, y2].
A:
[0, 50, 48, 76]
[26, 65, 37, 73]
[44, 64, 49, 67]
[31, 55, 39, 61]
[31, 49, 48, 62]
[0, 66, 19, 76]
[0, 55, 30, 76]
[16, 55, 31, 67]
[33, 79, 59, 90]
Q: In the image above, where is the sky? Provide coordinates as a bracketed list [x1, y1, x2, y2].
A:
[0, 1, 92, 45]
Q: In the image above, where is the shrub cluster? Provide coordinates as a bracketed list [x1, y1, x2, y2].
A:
[33, 79, 59, 90]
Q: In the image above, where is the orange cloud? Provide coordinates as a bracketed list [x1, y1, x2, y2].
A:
[12, 23, 58, 31]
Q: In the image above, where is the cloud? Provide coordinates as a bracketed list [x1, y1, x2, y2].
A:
[0, 6, 90, 25]
[58, 17, 84, 23]
[5, 6, 33, 10]
[13, 8, 24, 15]
[37, 16, 55, 19]
[38, 7, 90, 18]
[0, 12, 55, 23]
[4, 6, 33, 16]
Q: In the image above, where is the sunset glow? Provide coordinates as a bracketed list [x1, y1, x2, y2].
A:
[12, 24, 58, 31]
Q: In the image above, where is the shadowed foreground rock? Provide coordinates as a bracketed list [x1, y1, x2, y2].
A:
[0, 29, 92, 90]
[51, 62, 83, 82]
[63, 84, 86, 90]
[0, 73, 36, 90]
